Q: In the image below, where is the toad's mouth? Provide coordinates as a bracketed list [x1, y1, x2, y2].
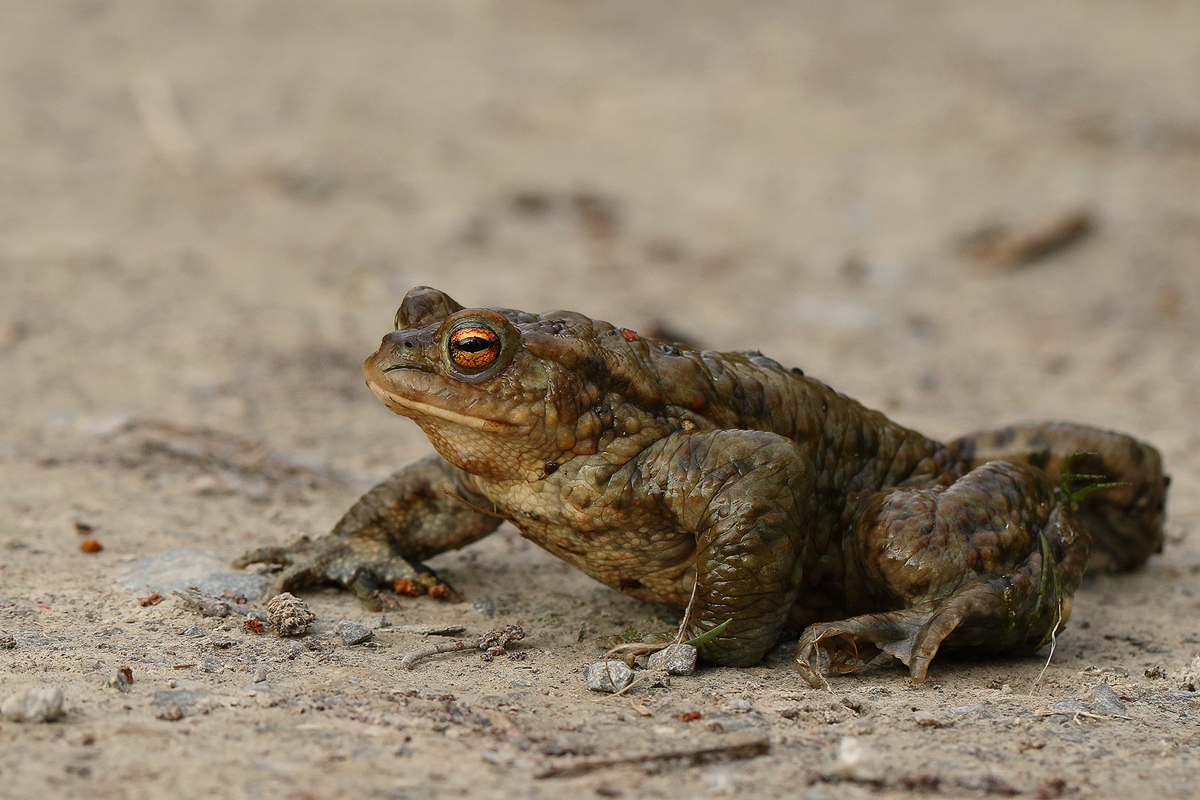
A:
[366, 379, 514, 434]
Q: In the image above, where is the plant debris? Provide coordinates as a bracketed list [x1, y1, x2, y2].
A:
[534, 733, 770, 779]
[957, 208, 1093, 269]
[399, 624, 525, 669]
[376, 623, 467, 636]
[266, 592, 315, 636]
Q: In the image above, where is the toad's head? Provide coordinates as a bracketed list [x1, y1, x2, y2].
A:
[363, 286, 669, 483]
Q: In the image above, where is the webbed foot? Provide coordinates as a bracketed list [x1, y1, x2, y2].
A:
[234, 535, 456, 611]
[235, 455, 504, 610]
[795, 462, 1088, 686]
[793, 567, 1069, 686]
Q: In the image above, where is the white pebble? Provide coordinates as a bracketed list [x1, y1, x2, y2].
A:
[647, 643, 697, 675]
[1, 687, 65, 723]
[835, 735, 884, 782]
[586, 661, 634, 693]
[1179, 654, 1200, 692]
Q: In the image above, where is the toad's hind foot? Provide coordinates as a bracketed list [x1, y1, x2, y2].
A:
[794, 552, 1070, 686]
[795, 461, 1089, 686]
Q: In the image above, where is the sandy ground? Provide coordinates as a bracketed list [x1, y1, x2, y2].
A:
[2, 2, 1199, 798]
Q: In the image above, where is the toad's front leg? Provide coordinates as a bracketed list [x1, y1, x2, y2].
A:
[234, 455, 503, 607]
[641, 430, 813, 666]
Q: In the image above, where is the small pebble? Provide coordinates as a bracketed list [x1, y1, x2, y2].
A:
[1087, 683, 1126, 716]
[253, 669, 267, 683]
[647, 643, 697, 675]
[173, 587, 232, 618]
[913, 709, 945, 728]
[1, 687, 65, 723]
[266, 592, 315, 636]
[157, 703, 184, 722]
[82, 412, 132, 439]
[1049, 698, 1087, 716]
[726, 698, 753, 714]
[706, 768, 737, 794]
[109, 668, 133, 692]
[586, 661, 634, 693]
[835, 735, 884, 783]
[336, 620, 374, 645]
[1179, 655, 1200, 692]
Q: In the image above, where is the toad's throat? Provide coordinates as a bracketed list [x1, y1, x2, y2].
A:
[366, 379, 514, 433]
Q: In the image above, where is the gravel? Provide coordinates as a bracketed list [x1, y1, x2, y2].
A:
[586, 661, 634, 693]
[1, 687, 65, 723]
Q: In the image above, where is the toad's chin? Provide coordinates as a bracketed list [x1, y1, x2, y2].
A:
[366, 379, 514, 434]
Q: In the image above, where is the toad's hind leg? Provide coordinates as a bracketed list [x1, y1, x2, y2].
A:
[794, 461, 1089, 686]
[949, 422, 1168, 572]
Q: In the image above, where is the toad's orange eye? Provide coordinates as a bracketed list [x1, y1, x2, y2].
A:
[448, 326, 501, 370]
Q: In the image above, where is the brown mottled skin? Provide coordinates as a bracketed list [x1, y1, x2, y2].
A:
[237, 287, 1168, 684]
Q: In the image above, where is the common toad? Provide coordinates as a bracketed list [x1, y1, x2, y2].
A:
[237, 287, 1167, 684]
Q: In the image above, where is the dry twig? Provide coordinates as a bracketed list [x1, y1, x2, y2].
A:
[958, 209, 1093, 269]
[376, 624, 466, 636]
[1030, 603, 1063, 694]
[131, 72, 200, 172]
[534, 734, 770, 779]
[399, 625, 525, 669]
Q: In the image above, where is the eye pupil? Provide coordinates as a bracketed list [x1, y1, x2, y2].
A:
[448, 325, 502, 372]
[455, 336, 491, 352]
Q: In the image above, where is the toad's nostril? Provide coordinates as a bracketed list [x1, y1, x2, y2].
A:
[382, 329, 421, 351]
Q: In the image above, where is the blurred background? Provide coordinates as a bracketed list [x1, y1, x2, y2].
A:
[1, 0, 1197, 478]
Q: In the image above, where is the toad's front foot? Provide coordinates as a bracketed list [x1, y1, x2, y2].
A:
[235, 455, 505, 609]
[234, 535, 452, 611]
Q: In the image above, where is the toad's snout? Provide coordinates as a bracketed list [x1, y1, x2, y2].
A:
[363, 329, 433, 382]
